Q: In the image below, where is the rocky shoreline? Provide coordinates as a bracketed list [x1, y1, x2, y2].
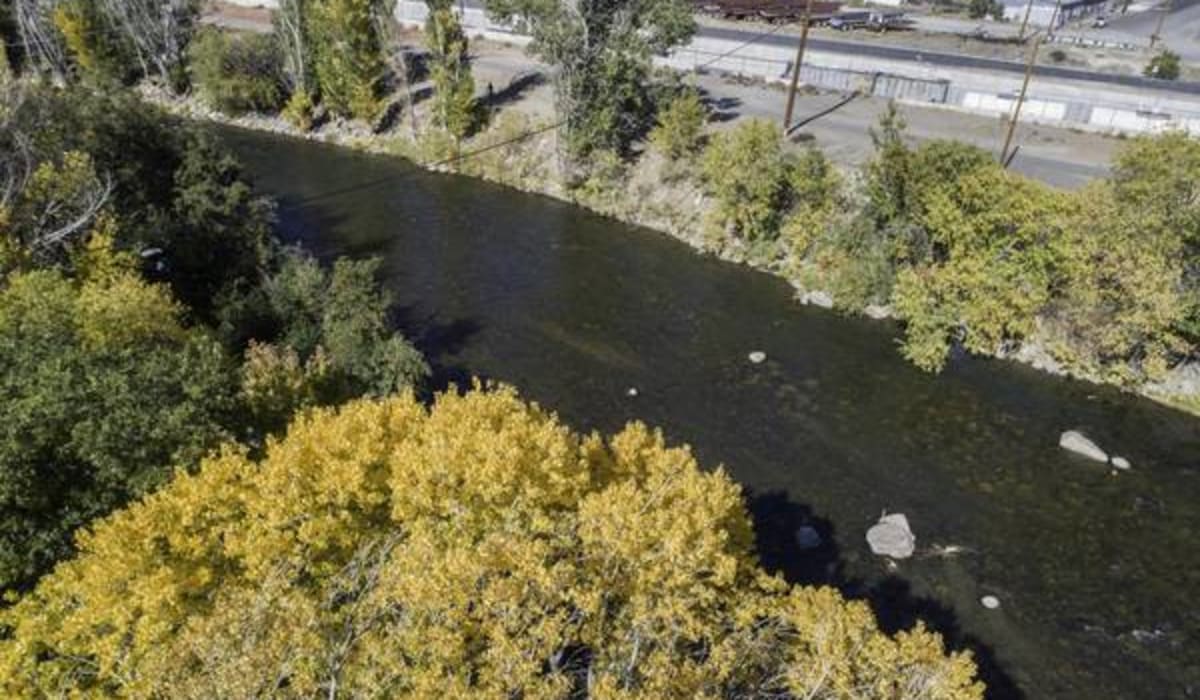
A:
[141, 84, 1200, 417]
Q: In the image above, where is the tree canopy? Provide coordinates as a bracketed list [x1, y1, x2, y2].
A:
[0, 264, 238, 589]
[486, 0, 695, 159]
[0, 387, 983, 699]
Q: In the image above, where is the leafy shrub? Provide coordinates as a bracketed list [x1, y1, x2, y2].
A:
[1145, 50, 1181, 80]
[189, 28, 287, 115]
[701, 120, 798, 243]
[282, 88, 317, 131]
[650, 88, 707, 161]
[892, 169, 1069, 371]
[702, 120, 841, 256]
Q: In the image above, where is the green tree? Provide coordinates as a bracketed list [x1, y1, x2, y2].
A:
[701, 120, 796, 243]
[967, 0, 1003, 19]
[701, 120, 837, 251]
[227, 250, 429, 426]
[0, 388, 984, 699]
[51, 0, 134, 84]
[486, 0, 695, 160]
[1103, 131, 1200, 354]
[309, 0, 387, 122]
[188, 28, 287, 115]
[649, 88, 707, 161]
[276, 0, 318, 129]
[1145, 50, 1181, 80]
[891, 168, 1069, 371]
[0, 268, 238, 590]
[1051, 185, 1189, 382]
[425, 2, 476, 140]
[0, 87, 274, 317]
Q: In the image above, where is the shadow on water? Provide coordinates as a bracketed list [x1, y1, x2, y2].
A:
[392, 305, 485, 393]
[748, 489, 1025, 700]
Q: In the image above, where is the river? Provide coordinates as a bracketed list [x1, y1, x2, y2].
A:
[220, 126, 1200, 699]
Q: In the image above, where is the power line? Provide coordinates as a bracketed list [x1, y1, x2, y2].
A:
[691, 23, 787, 72]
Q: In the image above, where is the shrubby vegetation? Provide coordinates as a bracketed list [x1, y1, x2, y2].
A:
[1145, 49, 1181, 81]
[0, 388, 983, 699]
[691, 106, 1198, 387]
[701, 120, 841, 259]
[425, 0, 477, 140]
[650, 88, 707, 162]
[0, 85, 425, 590]
[189, 28, 287, 115]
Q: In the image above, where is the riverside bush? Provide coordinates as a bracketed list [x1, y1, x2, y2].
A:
[650, 88, 707, 161]
[701, 120, 841, 257]
[189, 29, 286, 115]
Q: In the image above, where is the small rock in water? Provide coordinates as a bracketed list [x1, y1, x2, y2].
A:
[801, 290, 834, 309]
[1111, 456, 1131, 471]
[626, 387, 639, 397]
[1059, 430, 1108, 463]
[866, 512, 915, 559]
[864, 304, 892, 320]
[980, 595, 1001, 610]
[748, 351, 767, 364]
[795, 526, 822, 550]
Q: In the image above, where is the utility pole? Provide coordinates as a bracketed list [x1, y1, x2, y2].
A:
[783, 0, 817, 133]
[1018, 0, 1036, 41]
[1150, 0, 1171, 48]
[1046, 0, 1063, 38]
[1000, 31, 1043, 166]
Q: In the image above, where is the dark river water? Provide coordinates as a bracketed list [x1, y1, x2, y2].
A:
[221, 126, 1200, 700]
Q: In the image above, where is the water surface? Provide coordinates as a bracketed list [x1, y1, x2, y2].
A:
[222, 126, 1200, 699]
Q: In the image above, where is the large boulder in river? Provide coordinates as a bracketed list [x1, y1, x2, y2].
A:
[866, 512, 915, 559]
[1059, 430, 1108, 463]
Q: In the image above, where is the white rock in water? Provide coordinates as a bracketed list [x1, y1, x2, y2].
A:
[626, 387, 639, 397]
[866, 512, 915, 559]
[980, 595, 1001, 609]
[795, 526, 822, 550]
[748, 351, 767, 364]
[1111, 456, 1132, 470]
[802, 291, 834, 309]
[864, 304, 892, 320]
[1059, 430, 1108, 463]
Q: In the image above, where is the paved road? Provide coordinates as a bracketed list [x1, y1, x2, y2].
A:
[698, 23, 1200, 93]
[1105, 0, 1200, 60]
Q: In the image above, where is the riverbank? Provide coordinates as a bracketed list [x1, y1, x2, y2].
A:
[140, 84, 1200, 417]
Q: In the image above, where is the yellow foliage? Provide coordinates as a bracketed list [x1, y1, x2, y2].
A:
[0, 206, 21, 273]
[240, 341, 333, 432]
[0, 387, 984, 699]
[72, 215, 137, 284]
[75, 272, 186, 350]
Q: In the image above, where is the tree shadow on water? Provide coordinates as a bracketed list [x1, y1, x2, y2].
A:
[746, 489, 1025, 700]
[391, 307, 484, 395]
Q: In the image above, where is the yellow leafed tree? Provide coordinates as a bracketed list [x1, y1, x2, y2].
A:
[0, 387, 984, 699]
